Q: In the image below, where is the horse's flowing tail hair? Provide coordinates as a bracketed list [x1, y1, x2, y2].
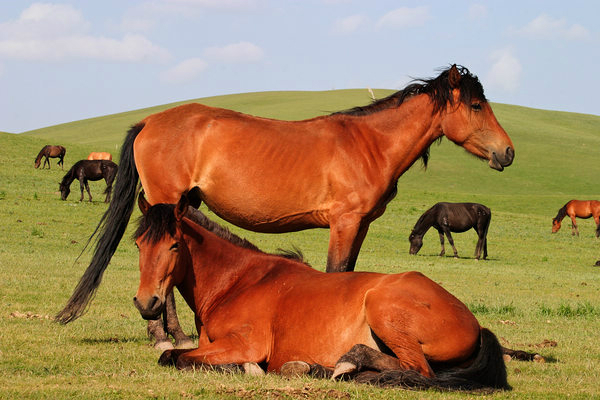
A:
[34, 146, 48, 168]
[56, 123, 145, 324]
[357, 328, 509, 391]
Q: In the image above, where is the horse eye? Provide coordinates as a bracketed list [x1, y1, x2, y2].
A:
[471, 103, 482, 111]
[170, 243, 179, 251]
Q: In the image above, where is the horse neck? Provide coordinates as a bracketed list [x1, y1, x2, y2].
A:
[554, 205, 567, 222]
[177, 221, 271, 316]
[35, 147, 47, 163]
[61, 166, 76, 186]
[412, 209, 435, 236]
[346, 94, 442, 179]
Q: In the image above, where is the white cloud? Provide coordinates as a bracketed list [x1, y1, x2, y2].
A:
[376, 6, 430, 29]
[161, 0, 261, 11]
[332, 15, 368, 35]
[468, 4, 487, 20]
[161, 57, 208, 83]
[486, 48, 522, 93]
[0, 3, 169, 62]
[515, 14, 590, 40]
[203, 42, 264, 63]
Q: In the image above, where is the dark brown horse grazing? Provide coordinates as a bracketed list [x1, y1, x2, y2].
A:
[87, 152, 113, 161]
[409, 202, 491, 260]
[57, 64, 515, 324]
[34, 145, 66, 169]
[133, 193, 510, 391]
[59, 160, 118, 203]
[552, 200, 600, 237]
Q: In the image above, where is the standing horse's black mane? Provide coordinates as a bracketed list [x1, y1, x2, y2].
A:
[135, 204, 305, 261]
[332, 65, 484, 168]
[333, 65, 486, 117]
[553, 204, 568, 222]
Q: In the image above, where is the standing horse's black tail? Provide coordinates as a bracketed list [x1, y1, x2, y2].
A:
[357, 328, 509, 392]
[55, 123, 145, 324]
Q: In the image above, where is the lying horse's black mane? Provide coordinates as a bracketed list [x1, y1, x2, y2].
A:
[135, 204, 305, 262]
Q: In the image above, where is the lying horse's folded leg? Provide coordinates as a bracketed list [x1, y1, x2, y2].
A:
[164, 292, 195, 349]
[332, 344, 402, 380]
[147, 318, 174, 351]
[158, 349, 264, 375]
[501, 347, 545, 363]
[280, 361, 333, 379]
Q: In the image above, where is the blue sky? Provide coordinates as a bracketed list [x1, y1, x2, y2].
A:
[0, 1, 598, 133]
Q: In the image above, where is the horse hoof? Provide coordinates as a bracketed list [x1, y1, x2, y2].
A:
[154, 340, 174, 351]
[175, 339, 196, 349]
[594, 260, 600, 267]
[243, 362, 265, 376]
[281, 361, 311, 377]
[533, 354, 546, 363]
[331, 361, 357, 380]
[502, 354, 512, 363]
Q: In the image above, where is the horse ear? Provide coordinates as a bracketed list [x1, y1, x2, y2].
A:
[138, 191, 151, 215]
[448, 64, 461, 88]
[175, 192, 190, 221]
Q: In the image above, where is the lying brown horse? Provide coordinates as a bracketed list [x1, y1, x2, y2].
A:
[34, 145, 66, 169]
[133, 193, 510, 391]
[57, 64, 515, 325]
[87, 152, 112, 161]
[552, 200, 600, 237]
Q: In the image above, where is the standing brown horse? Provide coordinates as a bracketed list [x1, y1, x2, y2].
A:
[57, 64, 514, 325]
[34, 145, 66, 169]
[133, 193, 510, 391]
[87, 152, 113, 161]
[552, 200, 600, 237]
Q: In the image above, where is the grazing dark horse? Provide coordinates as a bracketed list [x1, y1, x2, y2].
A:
[133, 193, 510, 391]
[57, 64, 515, 326]
[59, 160, 118, 203]
[409, 202, 491, 260]
[552, 200, 600, 237]
[87, 152, 113, 161]
[34, 145, 66, 169]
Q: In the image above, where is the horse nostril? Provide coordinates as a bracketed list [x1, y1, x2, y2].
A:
[506, 146, 514, 162]
[148, 296, 160, 310]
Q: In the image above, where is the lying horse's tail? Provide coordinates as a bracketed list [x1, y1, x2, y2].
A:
[359, 328, 509, 391]
[34, 145, 48, 168]
[56, 123, 145, 324]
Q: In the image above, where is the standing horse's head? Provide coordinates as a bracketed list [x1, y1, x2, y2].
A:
[59, 182, 70, 200]
[408, 231, 423, 255]
[436, 65, 514, 171]
[133, 193, 190, 320]
[551, 218, 561, 233]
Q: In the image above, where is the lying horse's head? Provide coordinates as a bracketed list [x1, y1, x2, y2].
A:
[133, 193, 190, 320]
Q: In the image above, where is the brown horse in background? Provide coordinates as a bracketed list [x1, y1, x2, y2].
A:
[133, 193, 510, 391]
[59, 160, 118, 203]
[57, 64, 515, 325]
[87, 152, 112, 161]
[552, 200, 600, 237]
[34, 145, 66, 169]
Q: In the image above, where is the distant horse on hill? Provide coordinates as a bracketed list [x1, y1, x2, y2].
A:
[34, 145, 66, 169]
[87, 152, 112, 161]
[552, 200, 600, 237]
[59, 160, 117, 203]
[409, 202, 491, 260]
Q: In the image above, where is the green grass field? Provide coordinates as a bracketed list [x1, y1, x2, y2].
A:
[1, 90, 600, 399]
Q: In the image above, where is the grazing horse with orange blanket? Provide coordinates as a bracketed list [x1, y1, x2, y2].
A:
[57, 64, 515, 327]
[133, 193, 510, 391]
[87, 152, 112, 161]
[552, 200, 600, 237]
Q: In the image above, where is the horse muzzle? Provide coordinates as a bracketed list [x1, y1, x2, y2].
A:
[488, 146, 514, 171]
[133, 295, 165, 320]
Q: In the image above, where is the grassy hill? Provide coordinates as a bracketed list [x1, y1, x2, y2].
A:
[1, 90, 600, 399]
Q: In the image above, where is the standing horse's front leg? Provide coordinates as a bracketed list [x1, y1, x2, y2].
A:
[83, 180, 93, 202]
[437, 230, 445, 256]
[443, 229, 459, 258]
[326, 212, 368, 273]
[78, 179, 86, 202]
[570, 216, 578, 236]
